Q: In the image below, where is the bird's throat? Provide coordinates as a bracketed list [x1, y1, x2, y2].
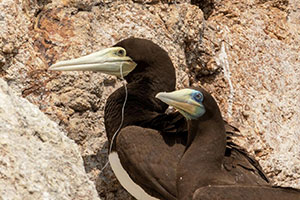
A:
[177, 119, 227, 199]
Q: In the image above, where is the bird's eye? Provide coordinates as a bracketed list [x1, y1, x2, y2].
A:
[117, 49, 125, 56]
[192, 92, 203, 102]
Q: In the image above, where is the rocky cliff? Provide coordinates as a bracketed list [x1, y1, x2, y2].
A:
[0, 0, 299, 199]
[0, 78, 99, 199]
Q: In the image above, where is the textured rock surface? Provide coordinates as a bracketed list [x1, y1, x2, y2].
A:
[198, 0, 300, 188]
[0, 79, 99, 199]
[0, 0, 299, 199]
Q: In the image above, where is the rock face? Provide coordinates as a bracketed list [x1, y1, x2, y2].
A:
[0, 0, 299, 199]
[0, 79, 99, 199]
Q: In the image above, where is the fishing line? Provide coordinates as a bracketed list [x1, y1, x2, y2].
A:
[99, 63, 128, 173]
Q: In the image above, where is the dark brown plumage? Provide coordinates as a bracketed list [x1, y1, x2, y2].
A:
[104, 38, 182, 200]
[104, 38, 176, 144]
[50, 37, 271, 200]
[103, 38, 269, 199]
[156, 87, 300, 200]
[193, 185, 300, 200]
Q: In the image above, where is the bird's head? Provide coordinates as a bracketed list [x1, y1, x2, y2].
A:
[156, 88, 206, 120]
[48, 38, 174, 82]
[156, 87, 225, 151]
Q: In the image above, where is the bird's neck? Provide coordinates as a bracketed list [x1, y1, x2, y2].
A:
[104, 69, 175, 144]
[177, 117, 226, 199]
[125, 60, 176, 94]
[118, 60, 176, 121]
[186, 118, 226, 164]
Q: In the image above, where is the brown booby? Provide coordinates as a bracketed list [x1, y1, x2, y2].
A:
[50, 38, 183, 200]
[156, 88, 300, 200]
[49, 38, 269, 200]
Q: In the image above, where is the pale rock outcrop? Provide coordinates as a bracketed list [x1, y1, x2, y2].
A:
[0, 79, 99, 199]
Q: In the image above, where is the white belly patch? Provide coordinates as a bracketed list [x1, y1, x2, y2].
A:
[109, 152, 159, 200]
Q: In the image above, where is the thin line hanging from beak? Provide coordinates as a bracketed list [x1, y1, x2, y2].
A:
[99, 63, 128, 174]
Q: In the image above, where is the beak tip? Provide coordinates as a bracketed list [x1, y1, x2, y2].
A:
[48, 62, 60, 71]
[155, 92, 164, 99]
[48, 65, 59, 71]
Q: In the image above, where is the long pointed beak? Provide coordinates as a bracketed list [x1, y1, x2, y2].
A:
[49, 47, 137, 77]
[156, 89, 200, 116]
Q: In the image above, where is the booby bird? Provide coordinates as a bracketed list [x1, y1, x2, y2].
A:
[49, 38, 268, 200]
[156, 88, 300, 200]
[50, 38, 183, 200]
